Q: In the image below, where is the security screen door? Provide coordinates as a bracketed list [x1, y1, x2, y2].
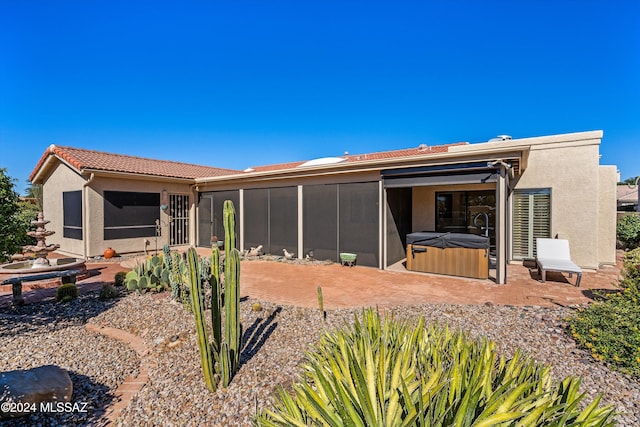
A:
[169, 194, 189, 245]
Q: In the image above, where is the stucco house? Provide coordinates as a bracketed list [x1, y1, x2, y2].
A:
[29, 130, 617, 284]
[617, 184, 639, 212]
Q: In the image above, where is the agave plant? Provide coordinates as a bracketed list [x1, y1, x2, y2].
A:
[255, 308, 615, 426]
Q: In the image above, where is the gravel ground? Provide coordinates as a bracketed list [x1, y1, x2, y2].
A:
[0, 293, 140, 426]
[1, 290, 639, 426]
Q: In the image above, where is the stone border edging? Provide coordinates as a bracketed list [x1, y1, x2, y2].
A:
[85, 324, 153, 426]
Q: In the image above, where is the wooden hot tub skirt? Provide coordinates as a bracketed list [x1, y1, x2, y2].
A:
[406, 244, 489, 279]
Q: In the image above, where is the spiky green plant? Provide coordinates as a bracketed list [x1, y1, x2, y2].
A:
[125, 253, 172, 293]
[317, 285, 325, 322]
[189, 199, 242, 392]
[255, 308, 615, 426]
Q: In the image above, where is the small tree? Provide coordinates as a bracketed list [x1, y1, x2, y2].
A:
[0, 168, 25, 262]
[620, 176, 640, 186]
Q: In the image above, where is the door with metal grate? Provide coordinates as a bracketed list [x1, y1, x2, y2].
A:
[169, 194, 190, 245]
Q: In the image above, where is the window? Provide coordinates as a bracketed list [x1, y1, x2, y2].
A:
[104, 191, 160, 240]
[512, 189, 551, 260]
[435, 190, 496, 245]
[63, 191, 82, 240]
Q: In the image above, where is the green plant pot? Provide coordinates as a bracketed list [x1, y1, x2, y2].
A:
[339, 252, 357, 266]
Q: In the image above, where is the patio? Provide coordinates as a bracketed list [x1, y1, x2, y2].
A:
[0, 249, 622, 309]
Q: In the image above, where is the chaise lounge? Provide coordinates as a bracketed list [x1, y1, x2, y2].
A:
[535, 238, 582, 287]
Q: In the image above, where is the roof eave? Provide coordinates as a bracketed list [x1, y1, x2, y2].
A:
[195, 145, 530, 185]
[80, 168, 197, 183]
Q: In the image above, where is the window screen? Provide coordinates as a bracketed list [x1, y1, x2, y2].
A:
[512, 189, 551, 259]
[244, 189, 269, 252]
[269, 186, 298, 255]
[339, 182, 379, 267]
[198, 194, 213, 247]
[104, 191, 160, 240]
[303, 184, 338, 262]
[63, 191, 82, 240]
[198, 191, 240, 247]
[242, 187, 298, 255]
[303, 182, 379, 266]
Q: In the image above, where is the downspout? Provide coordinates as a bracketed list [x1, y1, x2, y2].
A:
[82, 173, 95, 260]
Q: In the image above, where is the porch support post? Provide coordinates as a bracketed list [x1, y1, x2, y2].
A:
[378, 180, 384, 270]
[496, 166, 508, 284]
[382, 186, 388, 270]
[298, 185, 303, 260]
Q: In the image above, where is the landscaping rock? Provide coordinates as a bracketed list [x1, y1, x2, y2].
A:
[0, 365, 72, 419]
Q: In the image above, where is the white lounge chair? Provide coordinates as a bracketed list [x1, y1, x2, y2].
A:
[535, 238, 582, 287]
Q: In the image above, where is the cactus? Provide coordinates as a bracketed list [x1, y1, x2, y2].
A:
[187, 246, 218, 391]
[317, 285, 324, 321]
[162, 244, 172, 269]
[223, 200, 241, 375]
[189, 199, 242, 392]
[125, 254, 172, 293]
[56, 282, 78, 302]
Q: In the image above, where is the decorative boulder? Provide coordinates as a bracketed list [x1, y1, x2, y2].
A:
[0, 365, 72, 419]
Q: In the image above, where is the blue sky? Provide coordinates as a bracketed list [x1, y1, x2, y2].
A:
[1, 1, 638, 195]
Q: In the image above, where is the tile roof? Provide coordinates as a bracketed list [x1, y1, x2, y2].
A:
[247, 142, 469, 173]
[617, 185, 639, 203]
[30, 145, 240, 181]
[30, 141, 471, 183]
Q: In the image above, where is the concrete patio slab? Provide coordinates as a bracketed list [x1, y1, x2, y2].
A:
[0, 249, 622, 309]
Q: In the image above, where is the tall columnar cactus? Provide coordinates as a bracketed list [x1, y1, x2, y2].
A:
[187, 246, 217, 391]
[189, 199, 242, 392]
[223, 200, 241, 375]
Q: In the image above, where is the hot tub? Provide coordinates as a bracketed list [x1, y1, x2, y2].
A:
[406, 232, 489, 279]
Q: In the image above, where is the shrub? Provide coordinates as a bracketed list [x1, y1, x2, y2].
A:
[55, 283, 78, 302]
[0, 168, 25, 262]
[617, 213, 640, 249]
[114, 271, 127, 287]
[256, 309, 615, 426]
[619, 247, 640, 289]
[568, 247, 640, 376]
[99, 283, 119, 300]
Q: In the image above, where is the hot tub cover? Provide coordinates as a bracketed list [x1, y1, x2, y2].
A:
[407, 232, 489, 249]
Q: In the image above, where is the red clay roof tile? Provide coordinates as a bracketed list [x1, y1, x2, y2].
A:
[248, 142, 468, 173]
[30, 141, 470, 182]
[30, 145, 240, 181]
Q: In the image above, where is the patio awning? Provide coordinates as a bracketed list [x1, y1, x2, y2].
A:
[381, 162, 498, 188]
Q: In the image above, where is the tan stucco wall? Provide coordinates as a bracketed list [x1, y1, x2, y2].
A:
[42, 162, 194, 258]
[42, 162, 86, 256]
[512, 136, 611, 269]
[598, 166, 617, 265]
[85, 177, 194, 257]
[412, 183, 495, 232]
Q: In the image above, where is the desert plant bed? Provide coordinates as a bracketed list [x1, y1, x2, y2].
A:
[2, 292, 639, 425]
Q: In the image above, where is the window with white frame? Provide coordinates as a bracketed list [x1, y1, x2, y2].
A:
[512, 188, 551, 260]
